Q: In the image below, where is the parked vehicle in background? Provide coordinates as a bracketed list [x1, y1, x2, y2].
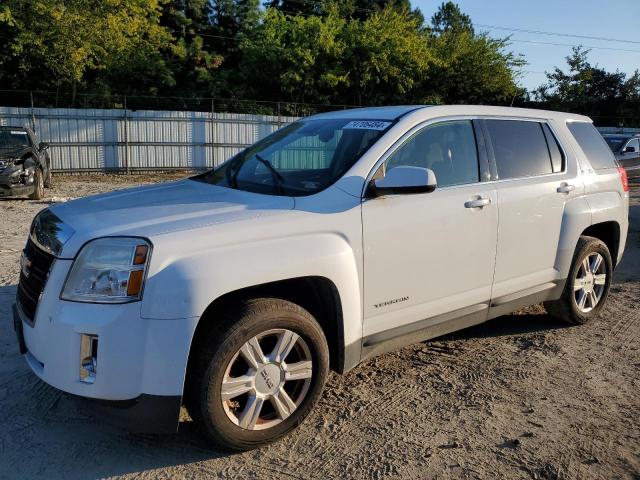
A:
[602, 133, 640, 180]
[0, 126, 52, 199]
[13, 105, 629, 450]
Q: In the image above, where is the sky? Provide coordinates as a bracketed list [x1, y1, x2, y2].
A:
[413, 0, 640, 93]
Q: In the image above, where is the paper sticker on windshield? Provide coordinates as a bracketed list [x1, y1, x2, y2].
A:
[343, 120, 391, 131]
[10, 131, 27, 135]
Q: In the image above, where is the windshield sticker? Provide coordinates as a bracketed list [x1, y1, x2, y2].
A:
[10, 131, 27, 135]
[343, 120, 391, 131]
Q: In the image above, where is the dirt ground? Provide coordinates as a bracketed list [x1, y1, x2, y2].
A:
[0, 174, 638, 480]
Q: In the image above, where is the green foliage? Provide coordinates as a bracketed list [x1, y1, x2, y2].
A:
[532, 47, 640, 125]
[430, 1, 472, 34]
[425, 30, 525, 104]
[0, 0, 526, 111]
[238, 9, 348, 103]
[0, 0, 173, 92]
[343, 7, 431, 104]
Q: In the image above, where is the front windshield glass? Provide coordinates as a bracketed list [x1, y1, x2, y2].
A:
[603, 136, 628, 152]
[0, 129, 31, 152]
[194, 118, 393, 196]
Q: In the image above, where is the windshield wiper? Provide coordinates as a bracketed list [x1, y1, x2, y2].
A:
[255, 154, 285, 194]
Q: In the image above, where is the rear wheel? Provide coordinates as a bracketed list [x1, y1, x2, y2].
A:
[186, 298, 329, 450]
[30, 168, 44, 200]
[544, 236, 612, 325]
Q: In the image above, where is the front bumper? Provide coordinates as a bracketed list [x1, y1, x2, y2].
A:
[0, 166, 35, 197]
[14, 258, 199, 433]
[0, 183, 34, 197]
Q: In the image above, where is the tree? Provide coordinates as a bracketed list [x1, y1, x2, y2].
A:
[420, 1, 524, 105]
[238, 9, 348, 105]
[0, 0, 175, 99]
[533, 47, 640, 125]
[430, 1, 472, 34]
[343, 7, 431, 104]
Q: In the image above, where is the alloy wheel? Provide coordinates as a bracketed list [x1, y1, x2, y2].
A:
[573, 252, 607, 313]
[221, 328, 313, 431]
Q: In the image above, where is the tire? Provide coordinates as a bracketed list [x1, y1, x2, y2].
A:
[185, 298, 329, 451]
[44, 166, 52, 188]
[544, 236, 612, 325]
[30, 168, 45, 200]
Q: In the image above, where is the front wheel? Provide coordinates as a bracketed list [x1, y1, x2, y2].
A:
[44, 166, 52, 188]
[544, 236, 612, 325]
[186, 298, 329, 450]
[29, 168, 44, 200]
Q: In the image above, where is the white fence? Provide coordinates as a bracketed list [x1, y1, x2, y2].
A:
[0, 107, 298, 172]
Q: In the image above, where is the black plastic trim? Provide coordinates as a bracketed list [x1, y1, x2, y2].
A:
[73, 393, 182, 434]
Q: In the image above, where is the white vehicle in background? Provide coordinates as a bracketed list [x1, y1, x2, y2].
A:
[13, 105, 628, 450]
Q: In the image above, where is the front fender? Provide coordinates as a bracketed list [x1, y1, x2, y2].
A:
[141, 231, 363, 367]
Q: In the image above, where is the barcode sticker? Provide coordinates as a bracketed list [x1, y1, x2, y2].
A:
[343, 120, 391, 131]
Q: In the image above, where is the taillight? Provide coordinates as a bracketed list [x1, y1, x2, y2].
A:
[618, 167, 629, 192]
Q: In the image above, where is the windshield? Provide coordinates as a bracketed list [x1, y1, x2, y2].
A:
[603, 136, 629, 152]
[194, 118, 393, 196]
[0, 129, 30, 150]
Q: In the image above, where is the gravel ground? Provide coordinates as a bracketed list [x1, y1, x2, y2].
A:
[0, 174, 639, 480]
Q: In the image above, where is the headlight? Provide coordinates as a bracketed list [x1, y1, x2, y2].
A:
[61, 237, 151, 303]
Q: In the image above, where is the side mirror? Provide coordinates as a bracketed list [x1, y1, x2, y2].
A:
[369, 166, 437, 197]
[623, 146, 636, 153]
[39, 142, 49, 151]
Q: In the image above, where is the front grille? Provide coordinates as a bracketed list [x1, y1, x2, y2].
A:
[17, 237, 55, 324]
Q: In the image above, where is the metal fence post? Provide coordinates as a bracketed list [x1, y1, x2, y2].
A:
[277, 102, 282, 129]
[123, 96, 129, 174]
[211, 98, 216, 168]
[29, 91, 36, 132]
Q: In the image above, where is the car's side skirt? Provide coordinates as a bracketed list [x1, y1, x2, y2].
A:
[359, 279, 566, 363]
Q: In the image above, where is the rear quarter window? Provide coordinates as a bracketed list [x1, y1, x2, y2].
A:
[567, 122, 618, 170]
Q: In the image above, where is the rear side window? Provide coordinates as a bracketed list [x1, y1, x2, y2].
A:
[485, 120, 553, 179]
[567, 122, 617, 170]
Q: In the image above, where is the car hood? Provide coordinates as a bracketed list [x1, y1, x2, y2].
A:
[49, 179, 295, 257]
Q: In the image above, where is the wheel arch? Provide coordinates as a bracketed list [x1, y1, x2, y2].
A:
[187, 276, 348, 376]
[581, 221, 621, 268]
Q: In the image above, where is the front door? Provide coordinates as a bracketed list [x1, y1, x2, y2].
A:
[362, 120, 498, 339]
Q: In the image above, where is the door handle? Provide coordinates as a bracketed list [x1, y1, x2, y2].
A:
[557, 183, 575, 194]
[464, 197, 491, 209]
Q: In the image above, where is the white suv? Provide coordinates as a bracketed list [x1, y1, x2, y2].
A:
[13, 105, 629, 450]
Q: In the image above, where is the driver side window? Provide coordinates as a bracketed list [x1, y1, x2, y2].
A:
[385, 120, 480, 188]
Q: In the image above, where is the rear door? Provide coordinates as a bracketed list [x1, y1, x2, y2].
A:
[483, 118, 580, 302]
